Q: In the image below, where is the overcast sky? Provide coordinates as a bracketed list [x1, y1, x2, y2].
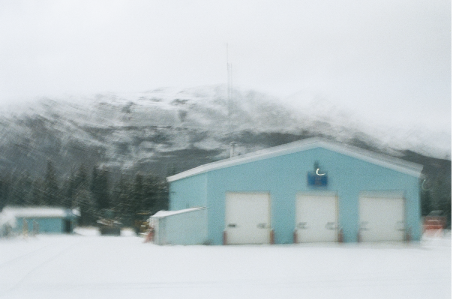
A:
[0, 0, 450, 134]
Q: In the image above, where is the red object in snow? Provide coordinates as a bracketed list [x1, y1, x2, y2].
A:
[423, 216, 446, 233]
[144, 227, 154, 243]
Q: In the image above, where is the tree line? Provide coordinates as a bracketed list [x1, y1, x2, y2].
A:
[0, 160, 450, 229]
[420, 177, 451, 227]
[0, 161, 169, 227]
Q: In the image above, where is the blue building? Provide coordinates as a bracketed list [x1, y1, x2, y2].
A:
[164, 138, 423, 245]
[2, 207, 79, 235]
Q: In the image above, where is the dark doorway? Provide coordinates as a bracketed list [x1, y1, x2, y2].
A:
[64, 219, 72, 233]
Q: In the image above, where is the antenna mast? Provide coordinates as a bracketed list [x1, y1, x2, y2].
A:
[227, 44, 235, 157]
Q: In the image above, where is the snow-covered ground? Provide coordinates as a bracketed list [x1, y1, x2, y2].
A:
[0, 228, 450, 298]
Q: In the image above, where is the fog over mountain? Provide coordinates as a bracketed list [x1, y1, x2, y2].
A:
[0, 85, 449, 180]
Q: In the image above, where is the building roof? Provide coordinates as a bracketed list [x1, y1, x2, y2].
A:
[2, 206, 77, 218]
[167, 138, 424, 182]
[150, 207, 206, 219]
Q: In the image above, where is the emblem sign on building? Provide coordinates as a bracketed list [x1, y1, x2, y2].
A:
[307, 162, 328, 186]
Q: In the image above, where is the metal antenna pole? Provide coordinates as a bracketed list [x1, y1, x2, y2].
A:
[227, 44, 231, 135]
[227, 44, 235, 157]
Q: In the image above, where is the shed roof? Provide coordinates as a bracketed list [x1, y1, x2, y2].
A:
[167, 138, 423, 182]
[2, 206, 76, 218]
[150, 207, 206, 219]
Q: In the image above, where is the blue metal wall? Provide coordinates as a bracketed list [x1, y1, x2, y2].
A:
[15, 217, 65, 234]
[170, 146, 421, 245]
[170, 173, 208, 210]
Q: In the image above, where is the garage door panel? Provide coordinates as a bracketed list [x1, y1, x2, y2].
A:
[359, 197, 405, 242]
[296, 194, 338, 243]
[225, 192, 271, 244]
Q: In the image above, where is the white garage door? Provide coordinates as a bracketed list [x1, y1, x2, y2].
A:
[359, 196, 405, 242]
[296, 193, 338, 243]
[225, 192, 271, 245]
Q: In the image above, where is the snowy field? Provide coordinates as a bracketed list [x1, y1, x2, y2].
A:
[0, 228, 450, 299]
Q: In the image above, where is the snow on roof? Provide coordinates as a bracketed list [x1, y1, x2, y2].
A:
[150, 207, 206, 219]
[2, 206, 73, 218]
[0, 209, 16, 227]
[167, 137, 424, 182]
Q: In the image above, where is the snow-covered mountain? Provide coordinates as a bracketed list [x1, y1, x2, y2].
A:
[0, 85, 449, 178]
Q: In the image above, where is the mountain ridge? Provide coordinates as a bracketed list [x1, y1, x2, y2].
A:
[0, 85, 449, 180]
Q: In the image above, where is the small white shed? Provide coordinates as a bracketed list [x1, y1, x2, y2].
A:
[149, 207, 208, 245]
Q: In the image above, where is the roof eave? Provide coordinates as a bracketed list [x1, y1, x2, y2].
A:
[167, 138, 424, 182]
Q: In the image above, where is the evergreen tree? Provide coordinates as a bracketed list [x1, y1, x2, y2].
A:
[61, 172, 74, 208]
[43, 160, 60, 206]
[31, 178, 45, 205]
[91, 166, 110, 210]
[153, 178, 169, 212]
[142, 175, 156, 212]
[69, 164, 97, 225]
[133, 173, 145, 214]
[75, 164, 89, 190]
[61, 170, 76, 209]
[111, 173, 132, 216]
[14, 172, 34, 206]
[62, 164, 90, 209]
[144, 174, 168, 213]
[167, 164, 178, 177]
[74, 187, 96, 226]
[8, 173, 23, 206]
[0, 175, 8, 211]
[119, 181, 132, 221]
[421, 189, 432, 216]
[4, 174, 13, 208]
[22, 172, 34, 206]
